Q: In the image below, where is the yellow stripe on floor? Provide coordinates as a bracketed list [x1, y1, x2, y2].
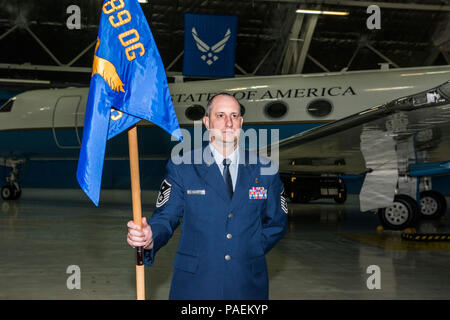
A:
[341, 233, 450, 251]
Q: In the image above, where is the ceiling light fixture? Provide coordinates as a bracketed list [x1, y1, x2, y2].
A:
[296, 9, 349, 16]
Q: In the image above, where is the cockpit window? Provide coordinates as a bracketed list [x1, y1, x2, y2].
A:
[0, 99, 14, 112]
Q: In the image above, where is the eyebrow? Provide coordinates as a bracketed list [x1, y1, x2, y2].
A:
[215, 111, 240, 115]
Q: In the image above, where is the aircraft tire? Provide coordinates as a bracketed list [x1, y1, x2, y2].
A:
[1, 186, 14, 200]
[377, 195, 419, 230]
[1, 185, 21, 201]
[12, 188, 22, 200]
[420, 191, 446, 220]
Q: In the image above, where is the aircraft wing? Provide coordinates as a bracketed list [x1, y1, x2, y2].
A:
[278, 81, 450, 175]
[275, 81, 450, 211]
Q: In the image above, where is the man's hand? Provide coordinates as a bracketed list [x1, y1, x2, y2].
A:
[127, 217, 153, 250]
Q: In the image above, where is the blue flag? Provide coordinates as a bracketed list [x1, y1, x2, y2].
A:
[77, 0, 182, 206]
[183, 13, 238, 78]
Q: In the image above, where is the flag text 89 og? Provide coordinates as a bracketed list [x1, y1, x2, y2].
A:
[103, 0, 145, 61]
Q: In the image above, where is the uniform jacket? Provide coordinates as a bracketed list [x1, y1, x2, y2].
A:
[144, 146, 288, 299]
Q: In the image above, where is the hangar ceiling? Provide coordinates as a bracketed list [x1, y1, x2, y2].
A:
[0, 0, 449, 88]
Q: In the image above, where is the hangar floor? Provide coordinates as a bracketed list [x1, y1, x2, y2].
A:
[1, 189, 449, 300]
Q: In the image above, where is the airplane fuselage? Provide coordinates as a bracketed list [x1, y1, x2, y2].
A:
[0, 65, 449, 190]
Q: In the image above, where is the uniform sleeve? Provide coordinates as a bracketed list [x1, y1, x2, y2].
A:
[144, 159, 184, 267]
[261, 168, 288, 254]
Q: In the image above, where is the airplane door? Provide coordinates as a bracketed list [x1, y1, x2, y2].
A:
[52, 95, 82, 149]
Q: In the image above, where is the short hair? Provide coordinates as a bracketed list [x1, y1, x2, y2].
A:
[205, 92, 241, 117]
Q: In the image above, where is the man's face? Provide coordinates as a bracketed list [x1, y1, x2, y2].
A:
[203, 95, 243, 145]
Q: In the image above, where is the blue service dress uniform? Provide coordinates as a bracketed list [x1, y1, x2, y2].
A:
[143, 146, 288, 300]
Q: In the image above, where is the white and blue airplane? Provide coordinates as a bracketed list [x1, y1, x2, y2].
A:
[1, 65, 449, 230]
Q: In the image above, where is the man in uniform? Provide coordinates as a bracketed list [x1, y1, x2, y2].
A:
[126, 93, 288, 299]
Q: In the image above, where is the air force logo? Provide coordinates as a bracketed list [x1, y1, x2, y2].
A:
[183, 13, 237, 77]
[192, 27, 231, 66]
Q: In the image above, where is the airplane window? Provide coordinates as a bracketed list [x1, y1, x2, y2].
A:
[0, 99, 14, 112]
[307, 99, 333, 117]
[264, 101, 288, 119]
[185, 104, 205, 121]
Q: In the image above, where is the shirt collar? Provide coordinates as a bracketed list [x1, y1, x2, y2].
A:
[209, 143, 239, 166]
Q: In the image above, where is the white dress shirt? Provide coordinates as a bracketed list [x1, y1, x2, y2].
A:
[209, 143, 239, 191]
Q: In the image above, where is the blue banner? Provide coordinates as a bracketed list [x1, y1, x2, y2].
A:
[77, 0, 182, 206]
[183, 13, 238, 78]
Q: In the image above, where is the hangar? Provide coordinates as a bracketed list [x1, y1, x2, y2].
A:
[0, 0, 449, 300]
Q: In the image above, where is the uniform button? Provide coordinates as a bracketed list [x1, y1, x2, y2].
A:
[225, 254, 231, 261]
[228, 213, 233, 218]
[226, 233, 232, 239]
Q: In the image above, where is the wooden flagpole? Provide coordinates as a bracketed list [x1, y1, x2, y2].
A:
[128, 125, 146, 300]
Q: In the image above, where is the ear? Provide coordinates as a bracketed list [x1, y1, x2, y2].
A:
[203, 116, 210, 130]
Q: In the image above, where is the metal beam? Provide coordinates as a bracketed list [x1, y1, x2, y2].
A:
[344, 44, 361, 70]
[251, 43, 276, 75]
[306, 54, 329, 72]
[0, 63, 91, 73]
[235, 63, 249, 75]
[0, 25, 18, 41]
[67, 40, 97, 67]
[0, 78, 51, 85]
[281, 13, 305, 74]
[25, 25, 63, 66]
[424, 46, 442, 66]
[252, 0, 450, 12]
[166, 50, 184, 71]
[442, 51, 450, 64]
[294, 13, 318, 73]
[365, 43, 400, 68]
[0, 63, 188, 79]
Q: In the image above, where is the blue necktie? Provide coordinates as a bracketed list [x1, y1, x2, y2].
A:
[222, 158, 233, 198]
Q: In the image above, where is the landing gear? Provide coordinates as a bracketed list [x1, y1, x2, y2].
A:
[1, 185, 21, 200]
[334, 192, 347, 204]
[1, 159, 24, 201]
[334, 179, 347, 204]
[296, 192, 311, 203]
[282, 174, 347, 204]
[419, 190, 447, 220]
[377, 195, 420, 230]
